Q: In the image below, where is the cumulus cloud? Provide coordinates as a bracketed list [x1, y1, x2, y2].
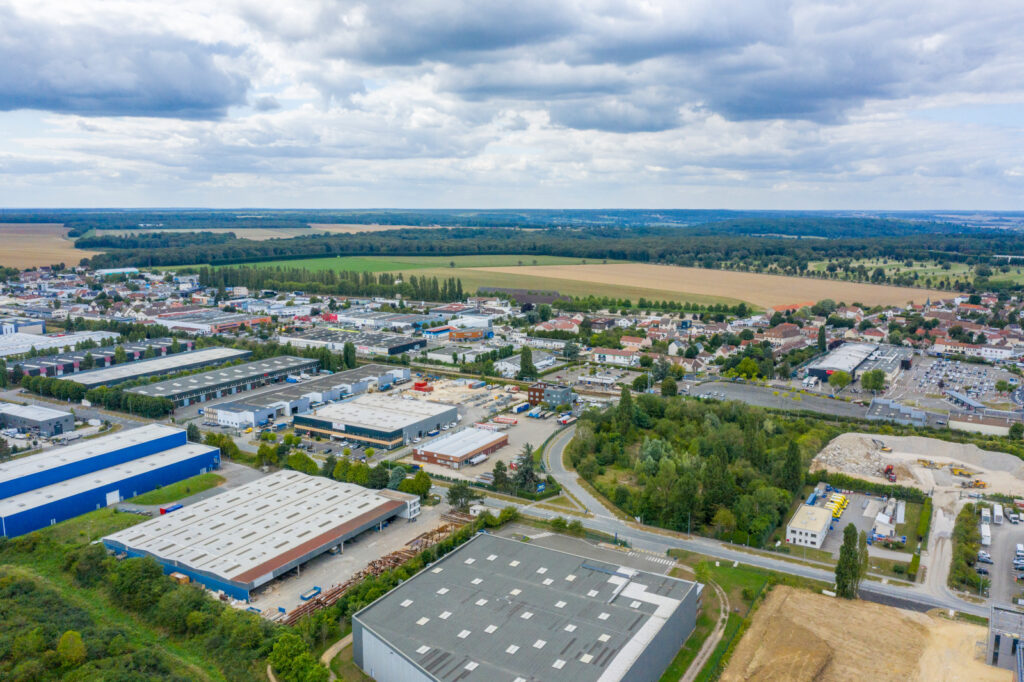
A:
[1, 0, 1023, 207]
[0, 5, 249, 118]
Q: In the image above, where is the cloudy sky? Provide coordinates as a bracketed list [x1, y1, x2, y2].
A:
[2, 0, 1023, 209]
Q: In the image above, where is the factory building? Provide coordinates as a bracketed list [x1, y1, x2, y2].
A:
[102, 471, 419, 601]
[294, 394, 458, 450]
[0, 316, 45, 335]
[528, 382, 575, 407]
[0, 402, 75, 437]
[805, 342, 878, 382]
[279, 328, 426, 356]
[205, 364, 410, 428]
[9, 337, 192, 379]
[352, 533, 703, 682]
[71, 347, 251, 388]
[125, 355, 319, 407]
[0, 425, 218, 538]
[0, 331, 119, 359]
[413, 428, 508, 469]
[154, 310, 272, 334]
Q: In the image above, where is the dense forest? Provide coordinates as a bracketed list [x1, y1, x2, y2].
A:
[75, 231, 238, 250]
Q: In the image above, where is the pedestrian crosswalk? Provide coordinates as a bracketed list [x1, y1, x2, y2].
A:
[626, 551, 677, 567]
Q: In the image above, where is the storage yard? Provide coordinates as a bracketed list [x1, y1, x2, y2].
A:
[722, 587, 1009, 682]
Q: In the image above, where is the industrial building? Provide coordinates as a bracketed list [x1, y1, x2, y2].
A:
[0, 424, 219, 538]
[785, 505, 832, 549]
[279, 328, 426, 356]
[8, 337, 192, 378]
[0, 402, 74, 437]
[805, 342, 878, 382]
[125, 355, 319, 407]
[352, 532, 702, 682]
[0, 316, 45, 335]
[495, 351, 556, 378]
[986, 605, 1024, 674]
[102, 471, 419, 601]
[154, 310, 272, 334]
[0, 331, 119, 359]
[71, 347, 251, 388]
[294, 394, 458, 449]
[325, 311, 446, 331]
[204, 364, 411, 428]
[413, 428, 508, 469]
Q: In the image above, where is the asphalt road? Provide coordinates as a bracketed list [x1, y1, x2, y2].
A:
[541, 424, 990, 618]
[694, 381, 869, 419]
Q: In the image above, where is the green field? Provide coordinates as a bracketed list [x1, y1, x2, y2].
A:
[228, 254, 601, 272]
[127, 473, 224, 505]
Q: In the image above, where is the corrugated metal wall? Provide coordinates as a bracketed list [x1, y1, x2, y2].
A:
[1, 447, 218, 538]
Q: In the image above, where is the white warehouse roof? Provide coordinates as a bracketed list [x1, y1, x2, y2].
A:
[0, 423, 181, 487]
[0, 402, 71, 421]
[73, 347, 250, 386]
[307, 393, 456, 432]
[417, 428, 507, 459]
[103, 470, 412, 589]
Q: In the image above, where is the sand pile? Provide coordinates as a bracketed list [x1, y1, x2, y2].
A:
[723, 587, 1008, 682]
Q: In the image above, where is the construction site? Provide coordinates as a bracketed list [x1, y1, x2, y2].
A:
[810, 433, 1024, 500]
[722, 587, 1010, 682]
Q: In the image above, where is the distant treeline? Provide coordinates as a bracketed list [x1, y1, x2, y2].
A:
[75, 231, 238, 249]
[198, 265, 466, 302]
[84, 219, 1024, 273]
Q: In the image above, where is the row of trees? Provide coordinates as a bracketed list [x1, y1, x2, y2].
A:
[19, 375, 175, 418]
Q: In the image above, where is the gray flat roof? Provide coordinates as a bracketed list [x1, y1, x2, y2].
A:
[73, 347, 250, 386]
[355, 533, 699, 682]
[0, 331, 119, 358]
[807, 342, 878, 373]
[0, 424, 181, 487]
[125, 355, 317, 398]
[103, 470, 409, 586]
[211, 364, 403, 409]
[0, 402, 72, 421]
[306, 394, 456, 432]
[283, 328, 420, 349]
[0, 443, 216, 517]
[418, 428, 507, 459]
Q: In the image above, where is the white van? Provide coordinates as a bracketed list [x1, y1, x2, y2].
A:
[1015, 543, 1024, 558]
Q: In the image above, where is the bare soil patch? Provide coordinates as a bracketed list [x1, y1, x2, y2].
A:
[0, 223, 98, 267]
[472, 263, 943, 308]
[811, 432, 1024, 503]
[723, 586, 1007, 682]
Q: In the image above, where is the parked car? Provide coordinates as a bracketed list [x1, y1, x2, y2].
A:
[977, 556, 994, 565]
[976, 566, 990, 576]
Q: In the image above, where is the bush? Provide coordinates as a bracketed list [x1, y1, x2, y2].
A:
[908, 553, 920, 581]
[917, 498, 932, 544]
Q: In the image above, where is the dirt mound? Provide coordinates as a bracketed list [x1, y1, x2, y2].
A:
[723, 587, 1007, 682]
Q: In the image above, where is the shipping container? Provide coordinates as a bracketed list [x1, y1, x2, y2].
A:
[995, 504, 1005, 525]
[159, 503, 183, 515]
[981, 523, 992, 546]
[512, 402, 530, 414]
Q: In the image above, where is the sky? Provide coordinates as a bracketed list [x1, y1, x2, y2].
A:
[1, 0, 1023, 209]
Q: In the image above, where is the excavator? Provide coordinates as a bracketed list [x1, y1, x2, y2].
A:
[872, 438, 892, 453]
[960, 479, 988, 489]
[917, 459, 940, 469]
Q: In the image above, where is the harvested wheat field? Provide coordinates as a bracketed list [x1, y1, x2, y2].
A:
[0, 223, 98, 267]
[472, 263, 942, 308]
[722, 587, 1007, 682]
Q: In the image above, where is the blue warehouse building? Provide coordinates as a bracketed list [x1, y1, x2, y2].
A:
[0, 424, 219, 538]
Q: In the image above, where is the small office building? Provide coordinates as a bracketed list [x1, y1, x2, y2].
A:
[785, 505, 832, 549]
[0, 403, 75, 437]
[294, 394, 458, 449]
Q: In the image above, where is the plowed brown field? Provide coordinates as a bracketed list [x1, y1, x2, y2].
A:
[0, 223, 98, 267]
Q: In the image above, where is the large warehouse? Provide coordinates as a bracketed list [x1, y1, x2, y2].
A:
[102, 471, 419, 600]
[205, 364, 411, 428]
[805, 342, 878, 382]
[294, 394, 458, 449]
[0, 331, 118, 359]
[72, 347, 252, 387]
[9, 337, 192, 379]
[413, 428, 508, 469]
[352, 533, 702, 682]
[0, 424, 219, 537]
[125, 355, 319, 407]
[279, 328, 427, 356]
[0, 402, 74, 437]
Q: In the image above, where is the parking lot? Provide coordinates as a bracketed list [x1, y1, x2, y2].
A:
[885, 356, 1018, 411]
[980, 508, 1024, 604]
[555, 364, 644, 394]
